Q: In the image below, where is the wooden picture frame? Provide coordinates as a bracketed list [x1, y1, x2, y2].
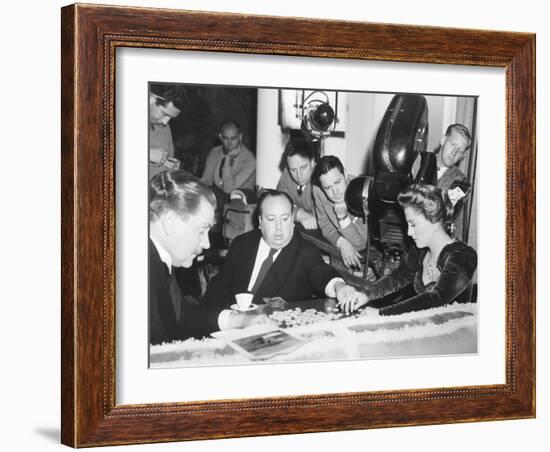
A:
[61, 3, 535, 447]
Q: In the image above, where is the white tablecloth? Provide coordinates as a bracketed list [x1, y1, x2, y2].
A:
[150, 303, 477, 368]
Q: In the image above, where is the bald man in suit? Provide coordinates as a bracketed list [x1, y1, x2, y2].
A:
[202, 190, 361, 323]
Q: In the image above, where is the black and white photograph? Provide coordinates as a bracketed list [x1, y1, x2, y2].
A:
[147, 83, 479, 367]
[3, 0, 544, 449]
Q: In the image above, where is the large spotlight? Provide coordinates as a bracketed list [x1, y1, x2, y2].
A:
[299, 91, 338, 142]
[309, 102, 335, 132]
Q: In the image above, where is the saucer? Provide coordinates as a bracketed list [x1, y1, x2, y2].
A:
[230, 303, 258, 312]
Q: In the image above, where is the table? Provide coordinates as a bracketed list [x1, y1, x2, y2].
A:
[150, 300, 477, 368]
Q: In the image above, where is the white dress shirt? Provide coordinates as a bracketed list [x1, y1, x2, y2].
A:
[437, 165, 448, 179]
[247, 238, 282, 292]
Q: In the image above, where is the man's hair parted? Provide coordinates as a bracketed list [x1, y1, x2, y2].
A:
[149, 170, 216, 221]
[445, 123, 472, 151]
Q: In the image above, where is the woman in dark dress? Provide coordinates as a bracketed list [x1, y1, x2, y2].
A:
[340, 184, 477, 316]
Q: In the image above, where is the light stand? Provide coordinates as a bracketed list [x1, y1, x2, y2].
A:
[345, 175, 374, 290]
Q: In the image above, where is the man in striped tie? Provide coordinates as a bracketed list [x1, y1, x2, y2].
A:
[276, 138, 318, 230]
[202, 190, 361, 332]
[200, 119, 256, 198]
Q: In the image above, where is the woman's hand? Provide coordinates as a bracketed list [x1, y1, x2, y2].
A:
[334, 281, 356, 308]
[338, 286, 369, 315]
[351, 292, 369, 312]
[359, 305, 380, 318]
[337, 237, 362, 269]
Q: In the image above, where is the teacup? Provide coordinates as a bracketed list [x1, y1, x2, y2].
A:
[235, 293, 254, 311]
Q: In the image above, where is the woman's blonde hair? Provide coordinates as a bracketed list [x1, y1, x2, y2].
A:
[398, 184, 454, 235]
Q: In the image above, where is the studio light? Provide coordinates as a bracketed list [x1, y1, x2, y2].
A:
[297, 90, 338, 142]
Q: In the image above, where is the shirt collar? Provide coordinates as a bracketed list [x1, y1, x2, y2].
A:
[258, 237, 271, 253]
[438, 166, 449, 178]
[150, 235, 173, 273]
[258, 237, 282, 258]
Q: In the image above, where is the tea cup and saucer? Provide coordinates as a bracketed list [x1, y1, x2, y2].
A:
[231, 293, 257, 312]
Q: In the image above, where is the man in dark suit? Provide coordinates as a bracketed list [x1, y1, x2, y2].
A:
[202, 190, 360, 322]
[434, 123, 472, 203]
[433, 124, 473, 241]
[149, 170, 269, 345]
[276, 138, 318, 230]
[149, 237, 203, 344]
[417, 123, 472, 198]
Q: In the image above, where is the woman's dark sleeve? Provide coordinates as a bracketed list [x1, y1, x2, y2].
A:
[379, 243, 477, 316]
[363, 245, 420, 301]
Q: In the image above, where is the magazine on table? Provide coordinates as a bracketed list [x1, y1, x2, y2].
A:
[211, 325, 309, 360]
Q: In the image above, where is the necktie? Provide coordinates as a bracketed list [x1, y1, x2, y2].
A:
[168, 269, 182, 322]
[297, 185, 304, 196]
[251, 248, 277, 294]
[218, 157, 226, 181]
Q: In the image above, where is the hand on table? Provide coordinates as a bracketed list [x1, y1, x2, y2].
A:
[227, 312, 275, 330]
[358, 305, 380, 318]
[245, 313, 276, 328]
[331, 282, 374, 315]
[337, 288, 369, 315]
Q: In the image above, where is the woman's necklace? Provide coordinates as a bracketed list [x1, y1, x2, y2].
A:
[425, 251, 438, 280]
